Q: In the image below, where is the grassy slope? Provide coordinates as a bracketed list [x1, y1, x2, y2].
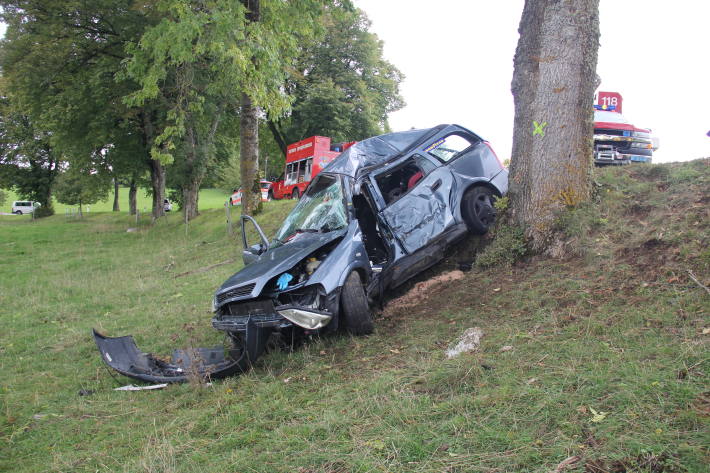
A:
[1, 161, 708, 473]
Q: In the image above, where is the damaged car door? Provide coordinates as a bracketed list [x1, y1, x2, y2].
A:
[375, 153, 456, 254]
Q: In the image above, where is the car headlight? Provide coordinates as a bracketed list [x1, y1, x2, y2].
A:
[632, 131, 650, 139]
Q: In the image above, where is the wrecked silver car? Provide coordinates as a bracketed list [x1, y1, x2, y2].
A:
[95, 124, 508, 382]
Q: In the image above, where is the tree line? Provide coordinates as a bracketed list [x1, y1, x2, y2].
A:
[0, 0, 403, 219]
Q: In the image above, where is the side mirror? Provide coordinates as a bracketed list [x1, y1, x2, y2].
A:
[240, 215, 269, 265]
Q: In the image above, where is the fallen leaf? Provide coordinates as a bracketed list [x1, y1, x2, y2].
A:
[589, 407, 607, 423]
[389, 349, 400, 354]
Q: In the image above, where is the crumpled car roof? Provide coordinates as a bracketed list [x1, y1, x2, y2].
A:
[324, 126, 446, 177]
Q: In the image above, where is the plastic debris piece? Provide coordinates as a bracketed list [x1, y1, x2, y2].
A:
[446, 327, 484, 359]
[114, 384, 168, 391]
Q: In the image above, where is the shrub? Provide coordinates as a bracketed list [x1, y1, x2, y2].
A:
[475, 224, 527, 268]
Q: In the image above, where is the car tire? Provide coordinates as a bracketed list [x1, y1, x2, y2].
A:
[462, 186, 497, 235]
[14, 210, 22, 215]
[267, 190, 274, 201]
[340, 271, 373, 335]
[291, 188, 300, 200]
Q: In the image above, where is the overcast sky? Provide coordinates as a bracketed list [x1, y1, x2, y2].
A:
[1, 2, 708, 163]
[355, 0, 710, 163]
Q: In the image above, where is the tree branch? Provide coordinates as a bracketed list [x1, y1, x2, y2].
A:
[687, 270, 710, 295]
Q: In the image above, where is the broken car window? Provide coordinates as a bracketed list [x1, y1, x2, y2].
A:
[274, 174, 347, 245]
[376, 154, 437, 206]
[425, 134, 473, 162]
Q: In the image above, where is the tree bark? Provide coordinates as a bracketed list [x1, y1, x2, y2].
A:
[112, 177, 120, 212]
[239, 0, 263, 216]
[509, 0, 600, 251]
[240, 92, 262, 216]
[149, 158, 166, 221]
[128, 178, 137, 216]
[141, 109, 165, 221]
[267, 119, 288, 157]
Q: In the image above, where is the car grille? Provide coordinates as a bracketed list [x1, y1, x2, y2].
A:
[224, 298, 275, 316]
[595, 128, 625, 136]
[216, 283, 256, 304]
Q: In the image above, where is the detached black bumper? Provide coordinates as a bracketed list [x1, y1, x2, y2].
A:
[92, 317, 275, 384]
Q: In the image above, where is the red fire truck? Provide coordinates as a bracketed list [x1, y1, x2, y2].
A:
[270, 136, 356, 200]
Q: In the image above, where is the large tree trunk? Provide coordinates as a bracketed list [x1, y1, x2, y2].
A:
[509, 0, 600, 251]
[240, 92, 262, 216]
[128, 178, 137, 216]
[239, 0, 263, 216]
[112, 178, 120, 212]
[149, 158, 166, 221]
[30, 153, 57, 217]
[142, 109, 166, 221]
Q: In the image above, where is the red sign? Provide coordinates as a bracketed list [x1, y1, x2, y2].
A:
[597, 91, 623, 114]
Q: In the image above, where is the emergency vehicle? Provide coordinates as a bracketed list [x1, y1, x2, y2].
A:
[230, 180, 273, 206]
[270, 136, 356, 200]
[593, 91, 655, 165]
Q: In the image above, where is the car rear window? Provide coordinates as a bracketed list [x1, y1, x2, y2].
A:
[426, 134, 474, 162]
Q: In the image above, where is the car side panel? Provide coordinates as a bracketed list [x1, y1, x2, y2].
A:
[447, 142, 501, 180]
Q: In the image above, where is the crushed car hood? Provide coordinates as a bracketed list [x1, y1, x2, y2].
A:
[215, 229, 346, 304]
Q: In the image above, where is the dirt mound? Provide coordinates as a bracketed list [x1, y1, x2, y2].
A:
[386, 270, 465, 311]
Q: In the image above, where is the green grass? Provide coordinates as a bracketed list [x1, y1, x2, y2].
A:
[1, 161, 708, 472]
[1, 187, 231, 215]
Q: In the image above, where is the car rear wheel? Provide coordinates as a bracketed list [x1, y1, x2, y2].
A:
[340, 271, 373, 335]
[291, 188, 300, 200]
[462, 186, 497, 234]
[267, 189, 274, 201]
[14, 210, 22, 215]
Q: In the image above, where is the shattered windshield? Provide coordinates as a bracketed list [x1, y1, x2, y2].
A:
[274, 174, 348, 246]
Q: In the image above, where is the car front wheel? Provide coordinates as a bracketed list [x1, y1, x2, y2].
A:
[14, 210, 22, 215]
[340, 271, 373, 335]
[462, 186, 497, 234]
[291, 188, 300, 200]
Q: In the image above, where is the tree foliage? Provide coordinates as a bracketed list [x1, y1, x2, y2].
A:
[122, 0, 324, 218]
[0, 0, 169, 219]
[0, 85, 61, 217]
[0, 0, 404, 221]
[53, 166, 110, 217]
[270, 4, 404, 153]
